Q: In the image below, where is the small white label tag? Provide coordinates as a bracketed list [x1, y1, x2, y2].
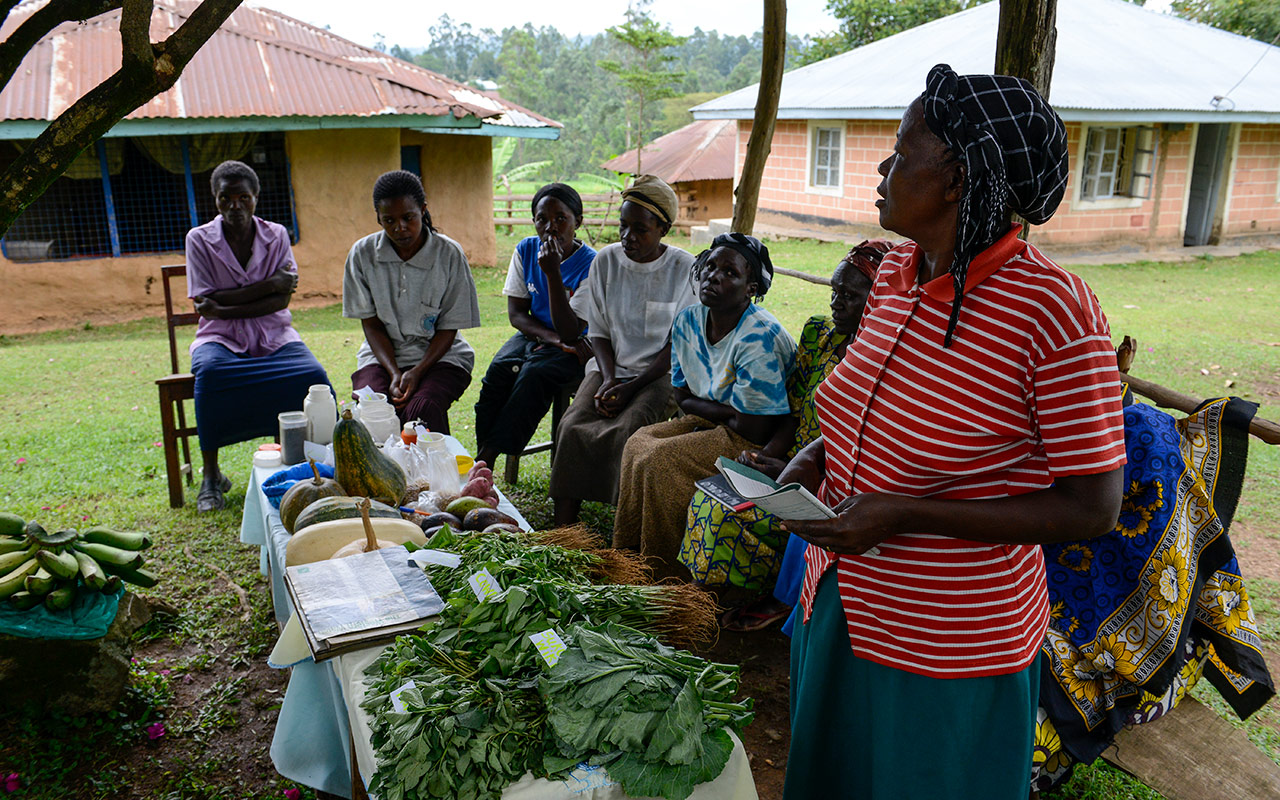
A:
[467, 568, 501, 601]
[389, 679, 417, 714]
[414, 423, 430, 439]
[529, 628, 568, 668]
[409, 549, 462, 569]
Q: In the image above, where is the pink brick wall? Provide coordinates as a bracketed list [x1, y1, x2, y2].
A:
[1224, 123, 1280, 236]
[738, 119, 1280, 245]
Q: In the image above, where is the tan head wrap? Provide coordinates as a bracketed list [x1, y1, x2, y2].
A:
[621, 174, 677, 226]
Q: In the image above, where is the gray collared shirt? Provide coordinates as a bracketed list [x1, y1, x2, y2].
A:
[342, 230, 481, 373]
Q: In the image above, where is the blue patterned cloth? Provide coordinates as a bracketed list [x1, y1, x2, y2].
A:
[670, 303, 795, 415]
[1033, 393, 1273, 790]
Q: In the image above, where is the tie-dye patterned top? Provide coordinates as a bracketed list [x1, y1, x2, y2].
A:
[670, 303, 796, 416]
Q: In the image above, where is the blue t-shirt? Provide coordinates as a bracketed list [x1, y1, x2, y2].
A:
[670, 303, 796, 416]
[511, 236, 597, 330]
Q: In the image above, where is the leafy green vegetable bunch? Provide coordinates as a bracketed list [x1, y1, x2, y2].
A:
[420, 527, 601, 599]
[540, 622, 754, 800]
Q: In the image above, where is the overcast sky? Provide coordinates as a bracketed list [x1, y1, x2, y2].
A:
[251, 0, 841, 50]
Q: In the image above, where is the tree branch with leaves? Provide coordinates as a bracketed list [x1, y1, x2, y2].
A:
[597, 1, 686, 174]
[0, 0, 245, 236]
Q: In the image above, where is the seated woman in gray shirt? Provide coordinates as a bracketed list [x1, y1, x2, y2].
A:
[342, 171, 481, 433]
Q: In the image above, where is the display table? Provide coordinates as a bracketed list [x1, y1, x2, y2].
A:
[242, 440, 757, 800]
[240, 436, 532, 797]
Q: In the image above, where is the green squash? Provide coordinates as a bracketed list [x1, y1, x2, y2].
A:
[292, 496, 402, 535]
[333, 409, 408, 505]
[280, 458, 347, 534]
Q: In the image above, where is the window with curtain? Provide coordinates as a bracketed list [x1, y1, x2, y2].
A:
[1079, 125, 1157, 202]
[0, 132, 297, 262]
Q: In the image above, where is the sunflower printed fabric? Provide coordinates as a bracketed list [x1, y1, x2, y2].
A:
[1033, 393, 1274, 791]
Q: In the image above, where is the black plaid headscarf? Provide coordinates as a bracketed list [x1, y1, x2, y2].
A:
[920, 64, 1069, 346]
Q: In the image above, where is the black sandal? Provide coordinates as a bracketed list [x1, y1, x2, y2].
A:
[196, 473, 233, 513]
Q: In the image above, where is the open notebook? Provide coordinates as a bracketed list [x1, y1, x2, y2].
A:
[714, 457, 835, 520]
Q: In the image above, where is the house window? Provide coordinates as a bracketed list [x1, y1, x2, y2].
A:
[0, 132, 297, 262]
[810, 125, 843, 189]
[1079, 125, 1157, 202]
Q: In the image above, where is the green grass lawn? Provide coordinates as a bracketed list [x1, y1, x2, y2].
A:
[0, 234, 1276, 799]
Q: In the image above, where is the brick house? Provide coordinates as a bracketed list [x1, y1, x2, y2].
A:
[691, 0, 1280, 249]
[601, 119, 736, 227]
[0, 1, 559, 333]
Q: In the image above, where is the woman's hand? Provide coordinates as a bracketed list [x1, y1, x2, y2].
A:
[537, 236, 564, 277]
[389, 367, 419, 408]
[737, 450, 789, 480]
[782, 493, 905, 556]
[269, 266, 299, 294]
[192, 295, 223, 319]
[777, 438, 824, 494]
[594, 378, 635, 417]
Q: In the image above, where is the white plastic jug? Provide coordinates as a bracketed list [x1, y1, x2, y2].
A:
[357, 395, 400, 445]
[303, 385, 337, 445]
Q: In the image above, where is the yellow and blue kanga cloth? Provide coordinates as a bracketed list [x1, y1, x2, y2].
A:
[1031, 391, 1274, 791]
[680, 316, 841, 590]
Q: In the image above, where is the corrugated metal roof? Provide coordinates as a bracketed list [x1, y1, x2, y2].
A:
[0, 0, 560, 131]
[692, 0, 1280, 122]
[601, 119, 735, 183]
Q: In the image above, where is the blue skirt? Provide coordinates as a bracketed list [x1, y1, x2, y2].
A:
[191, 341, 330, 450]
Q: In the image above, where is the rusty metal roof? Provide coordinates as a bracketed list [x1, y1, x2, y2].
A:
[601, 119, 734, 183]
[0, 0, 560, 132]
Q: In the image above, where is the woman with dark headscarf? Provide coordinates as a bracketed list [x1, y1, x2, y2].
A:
[474, 183, 596, 469]
[549, 175, 697, 525]
[680, 240, 893, 629]
[614, 232, 796, 579]
[778, 66, 1126, 798]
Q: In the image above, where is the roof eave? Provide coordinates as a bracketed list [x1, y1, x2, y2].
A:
[0, 112, 496, 139]
[692, 108, 1280, 124]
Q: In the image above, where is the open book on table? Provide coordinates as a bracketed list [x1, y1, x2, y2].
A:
[714, 456, 836, 520]
[284, 546, 444, 662]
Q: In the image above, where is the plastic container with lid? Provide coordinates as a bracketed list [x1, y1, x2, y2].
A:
[277, 411, 308, 465]
[303, 384, 337, 445]
[357, 397, 400, 445]
[401, 422, 418, 446]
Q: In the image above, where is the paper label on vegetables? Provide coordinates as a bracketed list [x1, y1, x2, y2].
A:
[409, 549, 462, 569]
[528, 628, 567, 667]
[468, 568, 501, 601]
[389, 679, 417, 714]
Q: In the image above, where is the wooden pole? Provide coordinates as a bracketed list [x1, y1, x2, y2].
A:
[995, 0, 1057, 97]
[731, 0, 786, 235]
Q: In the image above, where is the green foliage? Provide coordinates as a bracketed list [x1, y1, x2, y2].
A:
[799, 0, 986, 65]
[1171, 0, 1280, 43]
[598, 2, 688, 173]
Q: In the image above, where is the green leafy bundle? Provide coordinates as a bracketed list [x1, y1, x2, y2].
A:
[541, 623, 755, 800]
[362, 565, 743, 800]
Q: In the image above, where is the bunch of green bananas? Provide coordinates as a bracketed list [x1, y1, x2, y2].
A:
[0, 512, 157, 612]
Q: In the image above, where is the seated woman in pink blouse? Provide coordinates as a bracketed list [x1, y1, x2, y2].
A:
[186, 160, 330, 512]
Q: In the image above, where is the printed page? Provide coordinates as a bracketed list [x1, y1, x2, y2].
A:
[286, 547, 443, 641]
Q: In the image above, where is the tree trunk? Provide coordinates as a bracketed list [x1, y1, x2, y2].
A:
[995, 0, 1057, 238]
[731, 0, 786, 235]
[995, 0, 1057, 97]
[0, 0, 244, 237]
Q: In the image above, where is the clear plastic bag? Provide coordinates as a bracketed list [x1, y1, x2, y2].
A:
[380, 434, 432, 484]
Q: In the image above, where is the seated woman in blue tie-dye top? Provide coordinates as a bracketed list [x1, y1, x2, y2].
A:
[613, 233, 796, 579]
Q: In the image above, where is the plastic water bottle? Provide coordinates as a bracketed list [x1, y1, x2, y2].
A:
[303, 385, 337, 445]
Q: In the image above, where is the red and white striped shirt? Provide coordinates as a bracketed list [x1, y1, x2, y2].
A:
[799, 228, 1126, 679]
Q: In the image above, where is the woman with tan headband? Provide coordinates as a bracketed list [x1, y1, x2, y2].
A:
[548, 175, 697, 525]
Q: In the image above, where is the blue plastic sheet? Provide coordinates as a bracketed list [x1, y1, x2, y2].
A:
[262, 462, 336, 510]
[0, 586, 122, 640]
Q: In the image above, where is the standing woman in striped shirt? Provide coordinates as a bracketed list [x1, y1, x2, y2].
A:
[779, 65, 1127, 799]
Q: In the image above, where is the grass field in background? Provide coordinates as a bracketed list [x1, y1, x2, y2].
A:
[0, 236, 1276, 799]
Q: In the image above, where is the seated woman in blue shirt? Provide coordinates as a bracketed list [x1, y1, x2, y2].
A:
[474, 184, 595, 469]
[614, 233, 796, 579]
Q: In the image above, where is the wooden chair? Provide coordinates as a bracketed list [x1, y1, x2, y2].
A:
[156, 265, 200, 509]
[503, 383, 574, 485]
